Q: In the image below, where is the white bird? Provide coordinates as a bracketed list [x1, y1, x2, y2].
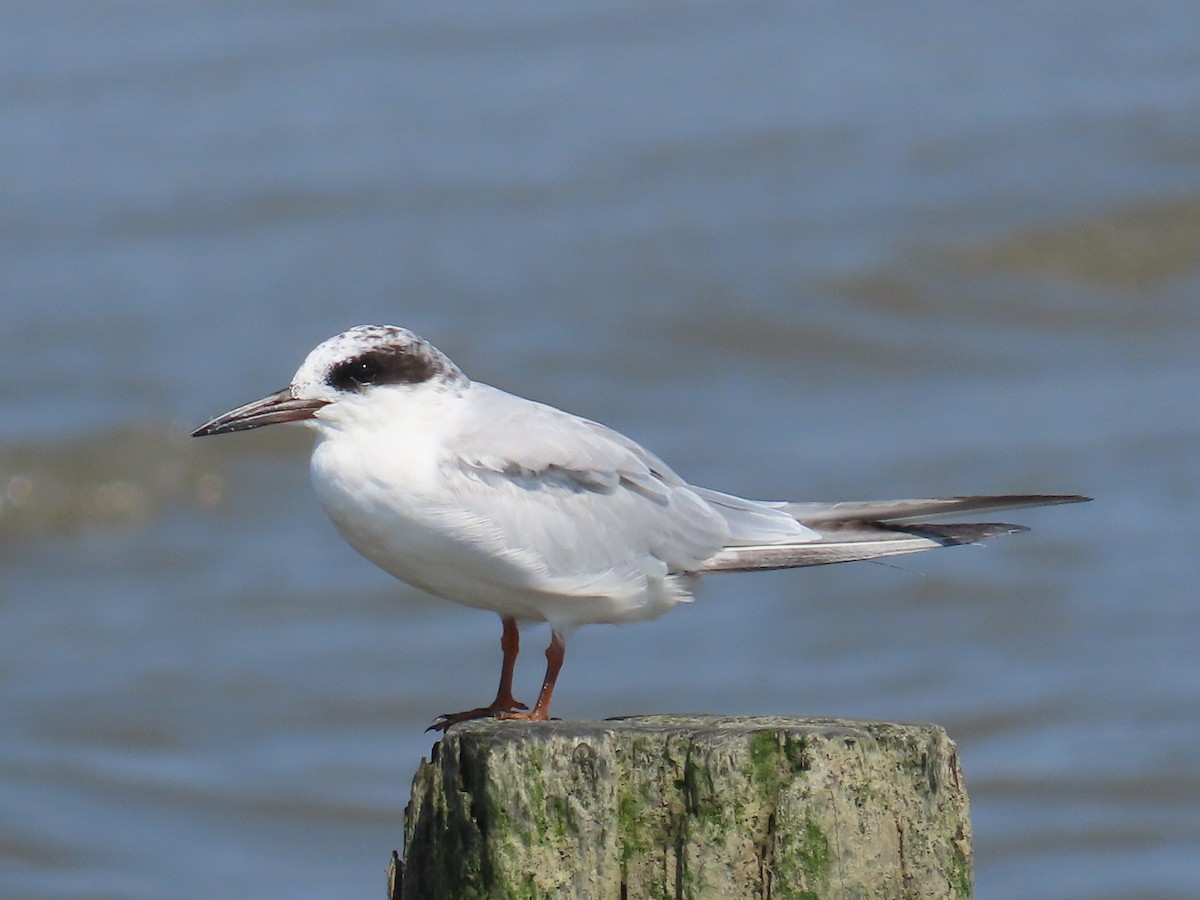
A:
[193, 324, 1087, 730]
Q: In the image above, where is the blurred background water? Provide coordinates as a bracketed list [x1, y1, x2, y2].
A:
[2, 2, 1199, 897]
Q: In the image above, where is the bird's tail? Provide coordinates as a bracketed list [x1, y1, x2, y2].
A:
[697, 494, 1089, 573]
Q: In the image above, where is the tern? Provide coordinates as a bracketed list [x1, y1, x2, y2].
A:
[193, 324, 1087, 730]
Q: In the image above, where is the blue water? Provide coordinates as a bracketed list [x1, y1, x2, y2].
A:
[3, 2, 1199, 897]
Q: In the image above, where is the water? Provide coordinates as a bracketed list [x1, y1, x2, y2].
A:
[3, 2, 1199, 897]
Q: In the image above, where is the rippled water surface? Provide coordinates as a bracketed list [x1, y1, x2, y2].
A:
[3, 3, 1199, 897]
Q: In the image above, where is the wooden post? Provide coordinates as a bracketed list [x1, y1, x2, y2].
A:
[392, 715, 972, 899]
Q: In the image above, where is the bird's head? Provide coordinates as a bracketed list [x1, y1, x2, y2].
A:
[192, 325, 467, 437]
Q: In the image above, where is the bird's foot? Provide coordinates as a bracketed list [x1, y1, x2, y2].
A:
[427, 696, 529, 733]
[495, 708, 552, 723]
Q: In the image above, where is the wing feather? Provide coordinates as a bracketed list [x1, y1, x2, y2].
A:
[444, 386, 729, 594]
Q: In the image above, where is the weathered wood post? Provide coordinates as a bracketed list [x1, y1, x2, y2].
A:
[391, 715, 972, 899]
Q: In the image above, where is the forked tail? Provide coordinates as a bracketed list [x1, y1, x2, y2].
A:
[698, 494, 1089, 573]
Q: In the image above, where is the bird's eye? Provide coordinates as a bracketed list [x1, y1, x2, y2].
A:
[351, 358, 381, 385]
[329, 354, 384, 391]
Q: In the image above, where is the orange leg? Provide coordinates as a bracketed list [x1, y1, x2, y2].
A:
[428, 627, 566, 732]
[497, 630, 564, 723]
[428, 617, 528, 732]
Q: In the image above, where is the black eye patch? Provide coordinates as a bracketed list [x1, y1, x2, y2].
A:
[327, 348, 440, 392]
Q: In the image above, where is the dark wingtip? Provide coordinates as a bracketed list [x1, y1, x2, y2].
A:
[894, 522, 1030, 545]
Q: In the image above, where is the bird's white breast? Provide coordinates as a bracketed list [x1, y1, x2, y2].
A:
[308, 386, 501, 600]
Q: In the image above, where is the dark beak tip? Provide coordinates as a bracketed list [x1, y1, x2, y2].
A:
[189, 419, 238, 438]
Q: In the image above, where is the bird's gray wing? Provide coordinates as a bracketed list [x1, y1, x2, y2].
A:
[445, 387, 1088, 582]
[441, 385, 731, 596]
